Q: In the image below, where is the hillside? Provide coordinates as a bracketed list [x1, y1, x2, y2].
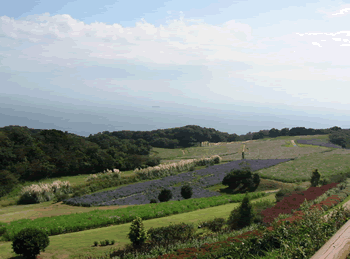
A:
[1, 132, 350, 258]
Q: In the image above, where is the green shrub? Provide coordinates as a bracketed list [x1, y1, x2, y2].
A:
[0, 221, 8, 237]
[236, 193, 256, 229]
[17, 193, 39, 205]
[199, 217, 226, 233]
[189, 166, 196, 171]
[158, 188, 172, 202]
[180, 184, 193, 199]
[319, 176, 331, 186]
[226, 206, 241, 230]
[71, 187, 90, 198]
[227, 193, 256, 231]
[294, 186, 306, 192]
[251, 173, 261, 191]
[105, 239, 110, 245]
[127, 216, 149, 249]
[341, 188, 350, 196]
[0, 170, 20, 198]
[12, 227, 50, 259]
[275, 188, 293, 203]
[93, 241, 98, 246]
[111, 239, 115, 245]
[146, 156, 161, 167]
[337, 192, 349, 200]
[150, 198, 158, 204]
[222, 166, 255, 192]
[252, 213, 264, 224]
[100, 240, 106, 246]
[310, 169, 321, 187]
[222, 171, 241, 190]
[53, 192, 70, 203]
[147, 222, 196, 249]
[213, 156, 221, 164]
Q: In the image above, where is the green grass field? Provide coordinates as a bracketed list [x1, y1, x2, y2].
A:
[1, 134, 350, 259]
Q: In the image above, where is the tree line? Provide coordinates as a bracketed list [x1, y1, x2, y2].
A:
[105, 125, 342, 148]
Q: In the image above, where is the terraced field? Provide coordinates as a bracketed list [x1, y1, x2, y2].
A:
[1, 134, 350, 259]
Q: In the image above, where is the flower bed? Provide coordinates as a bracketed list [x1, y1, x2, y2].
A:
[64, 158, 292, 207]
[261, 182, 340, 225]
[148, 182, 346, 259]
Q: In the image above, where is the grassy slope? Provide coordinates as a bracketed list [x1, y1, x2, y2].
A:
[0, 192, 278, 259]
[0, 134, 350, 258]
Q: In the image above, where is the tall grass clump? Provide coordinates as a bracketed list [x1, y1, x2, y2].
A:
[133, 155, 222, 180]
[17, 180, 72, 205]
[85, 168, 122, 183]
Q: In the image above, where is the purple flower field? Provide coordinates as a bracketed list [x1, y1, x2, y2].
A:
[296, 139, 350, 149]
[63, 158, 292, 207]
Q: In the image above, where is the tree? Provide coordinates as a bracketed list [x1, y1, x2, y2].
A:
[227, 192, 256, 230]
[310, 169, 321, 187]
[252, 132, 264, 140]
[0, 170, 20, 198]
[289, 127, 307, 136]
[158, 188, 173, 202]
[12, 227, 50, 259]
[236, 193, 256, 229]
[127, 216, 149, 249]
[269, 128, 280, 138]
[330, 126, 342, 131]
[280, 128, 290, 136]
[3, 127, 35, 146]
[222, 161, 259, 193]
[181, 184, 193, 199]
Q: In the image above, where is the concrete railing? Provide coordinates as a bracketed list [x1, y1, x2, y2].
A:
[311, 210, 350, 259]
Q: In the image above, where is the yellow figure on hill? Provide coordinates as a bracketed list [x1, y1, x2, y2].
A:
[240, 144, 250, 159]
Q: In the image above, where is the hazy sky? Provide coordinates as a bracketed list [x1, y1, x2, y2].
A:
[1, 0, 350, 137]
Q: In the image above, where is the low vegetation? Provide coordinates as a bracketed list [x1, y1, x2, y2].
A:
[1, 128, 350, 258]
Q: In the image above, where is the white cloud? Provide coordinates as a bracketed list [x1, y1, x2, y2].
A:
[316, 3, 350, 17]
[312, 42, 322, 47]
[1, 2, 350, 113]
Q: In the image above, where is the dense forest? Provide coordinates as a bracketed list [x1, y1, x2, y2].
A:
[0, 124, 349, 198]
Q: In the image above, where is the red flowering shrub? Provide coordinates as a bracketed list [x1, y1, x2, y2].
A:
[149, 182, 344, 259]
[261, 182, 339, 225]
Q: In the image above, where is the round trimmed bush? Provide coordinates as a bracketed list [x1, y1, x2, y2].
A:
[181, 184, 193, 199]
[150, 198, 158, 204]
[12, 227, 50, 259]
[158, 188, 172, 202]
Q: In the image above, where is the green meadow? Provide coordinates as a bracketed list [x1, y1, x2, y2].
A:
[1, 134, 350, 258]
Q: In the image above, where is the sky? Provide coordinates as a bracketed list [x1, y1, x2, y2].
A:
[1, 0, 350, 137]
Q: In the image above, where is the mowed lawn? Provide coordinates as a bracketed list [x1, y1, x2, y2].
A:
[0, 193, 278, 259]
[1, 134, 350, 258]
